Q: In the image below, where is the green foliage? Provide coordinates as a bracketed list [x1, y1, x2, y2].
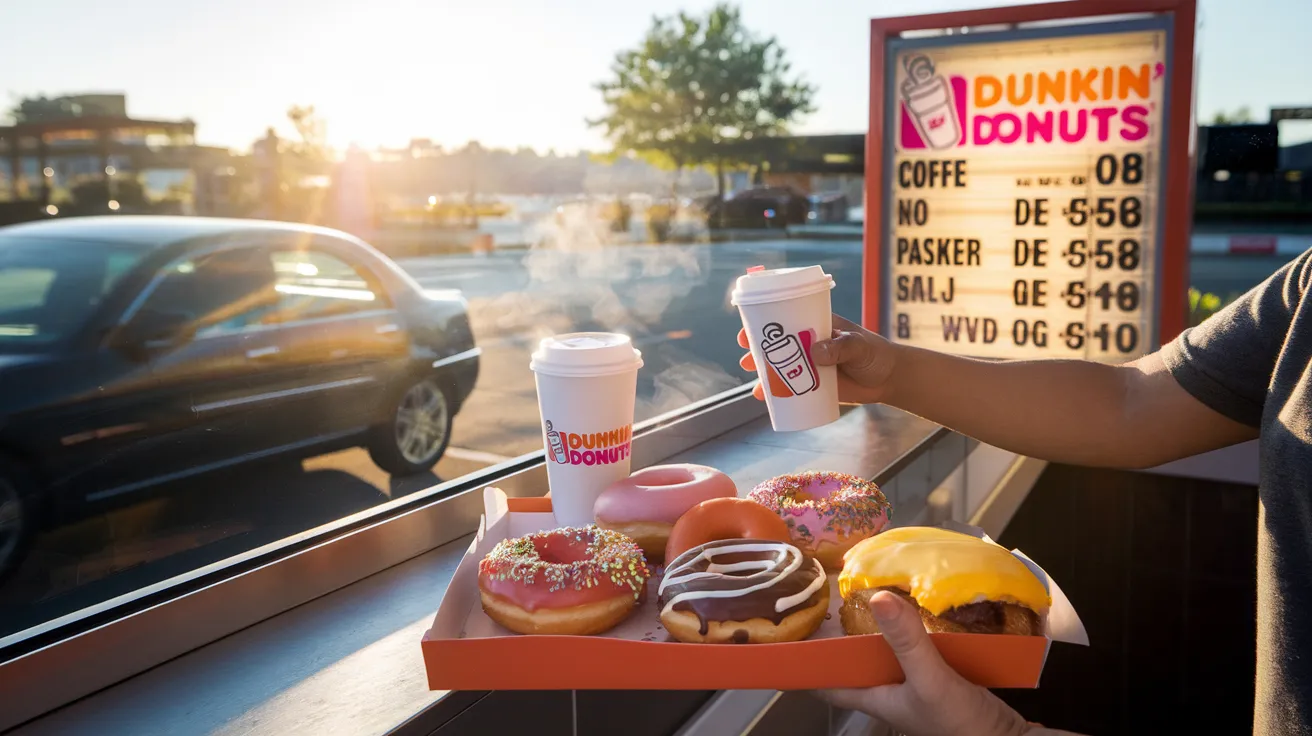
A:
[1208, 106, 1254, 125]
[8, 96, 71, 124]
[286, 105, 328, 162]
[7, 94, 124, 124]
[1188, 287, 1234, 327]
[590, 3, 815, 174]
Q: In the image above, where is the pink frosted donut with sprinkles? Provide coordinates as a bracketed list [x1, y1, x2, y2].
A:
[478, 525, 650, 636]
[747, 472, 891, 571]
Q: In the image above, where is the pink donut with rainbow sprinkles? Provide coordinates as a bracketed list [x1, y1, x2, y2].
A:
[747, 471, 891, 571]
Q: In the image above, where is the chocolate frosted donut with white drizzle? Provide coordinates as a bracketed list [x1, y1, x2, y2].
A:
[658, 539, 829, 644]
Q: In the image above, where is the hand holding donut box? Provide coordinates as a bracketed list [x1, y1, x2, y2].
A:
[421, 475, 1087, 691]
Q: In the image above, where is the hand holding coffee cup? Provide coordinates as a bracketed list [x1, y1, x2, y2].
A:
[731, 266, 840, 432]
[737, 314, 899, 406]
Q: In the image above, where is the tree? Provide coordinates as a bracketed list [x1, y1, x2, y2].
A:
[286, 104, 329, 161]
[1209, 106, 1254, 125]
[277, 105, 332, 223]
[7, 94, 125, 124]
[7, 95, 76, 123]
[590, 3, 815, 196]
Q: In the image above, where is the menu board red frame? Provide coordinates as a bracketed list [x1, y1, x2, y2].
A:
[864, 0, 1197, 351]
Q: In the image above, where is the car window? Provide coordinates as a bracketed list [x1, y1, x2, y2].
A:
[0, 236, 148, 346]
[141, 247, 283, 338]
[0, 268, 55, 313]
[103, 252, 141, 293]
[270, 248, 385, 322]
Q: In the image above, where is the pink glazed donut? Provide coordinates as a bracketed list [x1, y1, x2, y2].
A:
[748, 471, 891, 571]
[593, 464, 737, 563]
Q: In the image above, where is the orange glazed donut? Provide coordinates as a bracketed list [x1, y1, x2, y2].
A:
[478, 526, 650, 635]
[664, 497, 791, 564]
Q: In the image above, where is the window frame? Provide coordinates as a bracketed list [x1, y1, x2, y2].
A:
[0, 382, 769, 731]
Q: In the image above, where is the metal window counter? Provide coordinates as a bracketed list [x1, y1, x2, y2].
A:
[12, 403, 1029, 736]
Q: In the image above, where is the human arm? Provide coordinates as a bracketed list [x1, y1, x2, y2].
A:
[876, 246, 1312, 467]
[739, 316, 1256, 469]
[879, 341, 1256, 469]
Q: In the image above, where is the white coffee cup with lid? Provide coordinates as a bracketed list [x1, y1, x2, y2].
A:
[531, 332, 643, 527]
[731, 265, 839, 432]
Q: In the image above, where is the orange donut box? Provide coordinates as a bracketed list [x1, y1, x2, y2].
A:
[420, 489, 1087, 691]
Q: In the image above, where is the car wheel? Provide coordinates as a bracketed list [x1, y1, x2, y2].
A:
[368, 378, 453, 476]
[0, 457, 36, 583]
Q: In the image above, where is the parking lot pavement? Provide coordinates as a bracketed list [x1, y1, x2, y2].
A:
[0, 239, 862, 637]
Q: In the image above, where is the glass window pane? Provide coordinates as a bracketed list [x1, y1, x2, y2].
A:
[0, 236, 146, 345]
[4, 2, 1304, 669]
[0, 268, 55, 312]
[143, 248, 282, 336]
[270, 249, 382, 320]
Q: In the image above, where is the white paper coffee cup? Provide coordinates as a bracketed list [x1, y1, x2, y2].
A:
[531, 332, 642, 527]
[732, 266, 839, 432]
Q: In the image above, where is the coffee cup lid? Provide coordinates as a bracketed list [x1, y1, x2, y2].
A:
[730, 265, 835, 306]
[530, 332, 644, 377]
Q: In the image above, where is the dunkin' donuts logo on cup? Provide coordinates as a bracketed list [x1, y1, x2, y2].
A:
[898, 52, 1164, 151]
[760, 322, 820, 398]
[544, 420, 633, 465]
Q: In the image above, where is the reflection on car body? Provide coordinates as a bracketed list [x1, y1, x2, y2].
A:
[0, 216, 480, 577]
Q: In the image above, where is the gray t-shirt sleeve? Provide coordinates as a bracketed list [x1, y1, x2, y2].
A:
[1161, 249, 1312, 428]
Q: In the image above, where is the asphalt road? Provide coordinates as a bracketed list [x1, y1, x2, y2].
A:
[0, 240, 1294, 637]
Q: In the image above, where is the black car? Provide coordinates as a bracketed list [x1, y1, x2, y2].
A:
[0, 217, 480, 576]
[704, 187, 810, 229]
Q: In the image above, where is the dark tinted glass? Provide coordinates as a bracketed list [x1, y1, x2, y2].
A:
[141, 248, 282, 335]
[0, 237, 146, 346]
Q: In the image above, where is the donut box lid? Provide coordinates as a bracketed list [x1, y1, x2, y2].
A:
[421, 488, 1087, 691]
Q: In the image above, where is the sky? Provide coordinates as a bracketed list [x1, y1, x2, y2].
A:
[2, 0, 1309, 152]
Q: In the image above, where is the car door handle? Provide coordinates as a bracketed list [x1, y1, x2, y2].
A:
[246, 345, 281, 360]
[375, 323, 400, 335]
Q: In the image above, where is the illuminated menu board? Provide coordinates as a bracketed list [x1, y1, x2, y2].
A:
[883, 26, 1169, 361]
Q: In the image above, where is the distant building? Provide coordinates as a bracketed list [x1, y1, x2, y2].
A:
[740, 126, 1309, 224]
[0, 93, 231, 221]
[7, 93, 129, 123]
[1281, 141, 1312, 171]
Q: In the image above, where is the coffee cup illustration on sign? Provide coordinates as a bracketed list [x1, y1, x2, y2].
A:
[760, 322, 819, 396]
[901, 54, 961, 150]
